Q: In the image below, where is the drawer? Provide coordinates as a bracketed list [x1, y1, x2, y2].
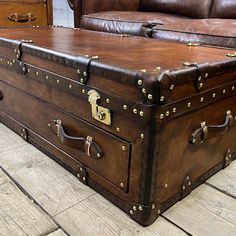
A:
[0, 0, 51, 27]
[0, 81, 131, 191]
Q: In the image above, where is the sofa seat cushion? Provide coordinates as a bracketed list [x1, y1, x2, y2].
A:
[210, 0, 236, 19]
[80, 11, 189, 37]
[152, 19, 236, 48]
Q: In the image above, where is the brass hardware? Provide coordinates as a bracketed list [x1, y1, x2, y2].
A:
[205, 73, 209, 78]
[139, 111, 144, 117]
[36, 71, 39, 76]
[187, 42, 200, 47]
[160, 96, 165, 102]
[116, 127, 120, 132]
[85, 136, 93, 156]
[87, 89, 111, 126]
[77, 69, 80, 74]
[187, 102, 191, 108]
[133, 206, 137, 211]
[140, 69, 147, 72]
[80, 78, 84, 83]
[232, 86, 235, 91]
[133, 109, 138, 114]
[45, 75, 49, 80]
[160, 114, 164, 119]
[152, 204, 155, 210]
[212, 93, 216, 98]
[140, 133, 144, 139]
[120, 183, 124, 188]
[157, 210, 161, 214]
[170, 84, 174, 90]
[226, 52, 236, 57]
[82, 89, 86, 94]
[123, 105, 128, 110]
[129, 210, 134, 215]
[69, 84, 72, 89]
[223, 89, 226, 94]
[173, 108, 177, 113]
[138, 80, 142, 85]
[164, 183, 168, 188]
[106, 98, 110, 104]
[57, 80, 60, 84]
[156, 66, 161, 71]
[138, 206, 143, 211]
[166, 111, 170, 116]
[200, 97, 204, 102]
[83, 72, 87, 76]
[148, 94, 153, 100]
[122, 146, 126, 151]
[142, 88, 146, 94]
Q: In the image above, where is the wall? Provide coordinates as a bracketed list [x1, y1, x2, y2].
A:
[52, 0, 74, 27]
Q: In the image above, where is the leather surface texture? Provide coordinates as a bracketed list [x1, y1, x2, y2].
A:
[210, 0, 236, 18]
[152, 18, 236, 48]
[80, 11, 188, 36]
[139, 0, 213, 18]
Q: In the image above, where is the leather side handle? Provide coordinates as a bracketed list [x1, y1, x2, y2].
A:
[190, 111, 234, 145]
[8, 13, 36, 22]
[49, 119, 103, 159]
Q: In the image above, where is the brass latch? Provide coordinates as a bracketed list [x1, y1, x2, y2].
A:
[87, 89, 111, 126]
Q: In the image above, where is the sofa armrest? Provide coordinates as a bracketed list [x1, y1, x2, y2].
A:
[71, 0, 140, 27]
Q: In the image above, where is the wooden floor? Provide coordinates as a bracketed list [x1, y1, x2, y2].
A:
[0, 123, 235, 236]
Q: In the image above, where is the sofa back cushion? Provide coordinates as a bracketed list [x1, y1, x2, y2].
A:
[210, 0, 236, 18]
[140, 0, 213, 18]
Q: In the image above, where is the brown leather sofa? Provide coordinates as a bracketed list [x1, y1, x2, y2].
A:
[69, 0, 236, 48]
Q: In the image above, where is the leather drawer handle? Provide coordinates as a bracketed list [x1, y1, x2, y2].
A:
[8, 13, 36, 22]
[49, 119, 103, 159]
[190, 110, 234, 145]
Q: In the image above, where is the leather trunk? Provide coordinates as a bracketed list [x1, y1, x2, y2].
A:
[0, 27, 235, 226]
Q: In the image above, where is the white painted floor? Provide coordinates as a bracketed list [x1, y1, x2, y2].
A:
[0, 123, 235, 236]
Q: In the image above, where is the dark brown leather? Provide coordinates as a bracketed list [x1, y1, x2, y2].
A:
[67, 0, 74, 10]
[81, 11, 188, 36]
[210, 0, 236, 18]
[140, 0, 213, 18]
[81, 0, 140, 15]
[152, 19, 236, 48]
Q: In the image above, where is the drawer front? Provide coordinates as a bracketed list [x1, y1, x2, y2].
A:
[0, 1, 48, 27]
[0, 81, 131, 191]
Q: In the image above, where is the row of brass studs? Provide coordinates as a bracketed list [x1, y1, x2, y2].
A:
[159, 86, 236, 120]
[129, 204, 158, 215]
[137, 79, 153, 101]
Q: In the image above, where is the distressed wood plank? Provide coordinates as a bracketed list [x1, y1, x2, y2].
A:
[164, 184, 236, 236]
[0, 145, 95, 216]
[0, 170, 57, 236]
[55, 194, 187, 236]
[207, 160, 236, 198]
[47, 229, 67, 236]
[0, 124, 27, 154]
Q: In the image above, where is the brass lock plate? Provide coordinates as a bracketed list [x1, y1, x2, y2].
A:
[88, 89, 111, 126]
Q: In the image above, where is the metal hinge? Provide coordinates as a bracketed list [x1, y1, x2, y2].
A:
[87, 89, 111, 126]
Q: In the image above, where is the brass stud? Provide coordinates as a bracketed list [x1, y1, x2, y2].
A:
[170, 84, 175, 90]
[156, 66, 161, 71]
[120, 182, 124, 188]
[138, 206, 143, 211]
[14, 49, 17, 53]
[106, 98, 110, 104]
[200, 97, 204, 102]
[140, 69, 146, 72]
[123, 105, 128, 110]
[80, 78, 84, 83]
[12, 59, 15, 64]
[47, 123, 51, 127]
[77, 173, 80, 178]
[164, 183, 168, 188]
[36, 71, 39, 76]
[45, 75, 49, 80]
[7, 61, 10, 65]
[198, 76, 202, 82]
[77, 69, 80, 74]
[122, 146, 126, 151]
[212, 93, 216, 98]
[116, 127, 120, 132]
[80, 167, 83, 172]
[160, 114, 164, 119]
[182, 185, 186, 190]
[141, 133, 144, 139]
[232, 86, 235, 91]
[130, 210, 134, 215]
[223, 89, 226, 94]
[188, 182, 192, 186]
[148, 94, 153, 100]
[133, 108, 138, 114]
[138, 80, 143, 85]
[82, 89, 86, 94]
[192, 138, 196, 144]
[205, 73, 208, 78]
[82, 177, 86, 181]
[160, 96, 165, 102]
[83, 72, 87, 76]
[133, 206, 137, 211]
[173, 108, 177, 113]
[157, 210, 161, 214]
[142, 88, 146, 94]
[97, 153, 101, 158]
[187, 102, 191, 108]
[69, 84, 72, 89]
[0, 58, 2, 62]
[166, 111, 170, 117]
[152, 204, 155, 210]
[199, 83, 203, 88]
[57, 80, 60, 84]
[27, 68, 30, 73]
[139, 111, 144, 117]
